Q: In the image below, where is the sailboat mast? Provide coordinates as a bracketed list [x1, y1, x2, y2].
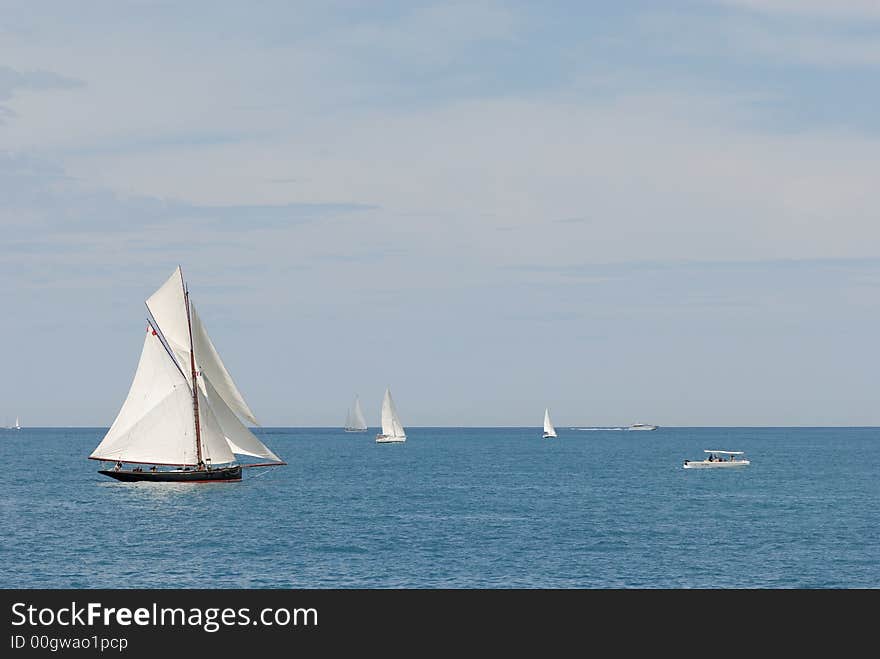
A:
[184, 284, 203, 465]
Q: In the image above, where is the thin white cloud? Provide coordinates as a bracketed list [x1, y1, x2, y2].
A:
[716, 0, 880, 18]
[15, 89, 872, 271]
[634, 8, 880, 69]
[0, 66, 83, 101]
[0, 66, 83, 121]
[335, 1, 520, 61]
[721, 16, 880, 67]
[3, 3, 877, 267]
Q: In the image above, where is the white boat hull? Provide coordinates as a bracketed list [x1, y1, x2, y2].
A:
[542, 433, 556, 439]
[376, 434, 406, 443]
[683, 459, 750, 469]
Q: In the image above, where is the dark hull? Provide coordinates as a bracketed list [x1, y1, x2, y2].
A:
[98, 465, 242, 483]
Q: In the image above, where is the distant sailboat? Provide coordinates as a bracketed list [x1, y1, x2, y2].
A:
[344, 395, 368, 432]
[376, 387, 406, 443]
[12, 416, 21, 431]
[542, 408, 557, 439]
[89, 266, 286, 482]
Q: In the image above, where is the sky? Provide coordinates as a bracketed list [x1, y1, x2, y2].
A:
[2, 0, 880, 427]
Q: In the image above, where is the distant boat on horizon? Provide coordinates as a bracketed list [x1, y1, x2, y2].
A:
[543, 408, 557, 439]
[376, 387, 406, 443]
[627, 423, 658, 431]
[3, 416, 22, 430]
[571, 426, 623, 431]
[344, 394, 368, 432]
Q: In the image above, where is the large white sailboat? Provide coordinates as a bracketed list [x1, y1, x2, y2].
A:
[344, 395, 368, 432]
[89, 266, 286, 482]
[543, 408, 557, 439]
[376, 387, 406, 443]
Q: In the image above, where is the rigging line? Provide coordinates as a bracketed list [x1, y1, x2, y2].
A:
[146, 318, 188, 382]
[142, 266, 188, 380]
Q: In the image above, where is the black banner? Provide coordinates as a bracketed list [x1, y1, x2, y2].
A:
[1, 589, 869, 655]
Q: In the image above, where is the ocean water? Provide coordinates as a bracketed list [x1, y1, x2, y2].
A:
[1, 427, 877, 589]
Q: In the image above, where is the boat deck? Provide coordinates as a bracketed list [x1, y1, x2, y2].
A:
[98, 465, 243, 482]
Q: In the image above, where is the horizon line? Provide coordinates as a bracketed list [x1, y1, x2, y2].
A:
[9, 425, 880, 430]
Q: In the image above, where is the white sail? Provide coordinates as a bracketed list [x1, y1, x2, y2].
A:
[379, 388, 406, 439]
[13, 416, 20, 430]
[203, 374, 282, 462]
[543, 408, 557, 437]
[90, 327, 201, 465]
[190, 304, 259, 426]
[145, 267, 191, 371]
[353, 396, 367, 430]
[147, 268, 258, 427]
[380, 389, 394, 436]
[196, 385, 237, 465]
[346, 395, 368, 430]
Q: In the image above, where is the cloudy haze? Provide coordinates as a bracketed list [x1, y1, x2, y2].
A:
[2, 1, 879, 426]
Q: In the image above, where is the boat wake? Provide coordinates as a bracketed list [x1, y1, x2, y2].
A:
[570, 427, 624, 431]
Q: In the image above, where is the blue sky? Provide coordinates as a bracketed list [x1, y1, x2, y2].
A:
[2, 1, 880, 426]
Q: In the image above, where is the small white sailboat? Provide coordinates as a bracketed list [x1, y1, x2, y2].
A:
[542, 408, 557, 439]
[683, 450, 750, 469]
[376, 387, 406, 443]
[89, 266, 286, 482]
[344, 395, 368, 432]
[12, 416, 21, 431]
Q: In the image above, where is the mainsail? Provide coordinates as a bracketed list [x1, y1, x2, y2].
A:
[543, 408, 557, 438]
[345, 395, 368, 431]
[91, 267, 284, 468]
[90, 326, 207, 465]
[544, 408, 556, 437]
[380, 388, 405, 439]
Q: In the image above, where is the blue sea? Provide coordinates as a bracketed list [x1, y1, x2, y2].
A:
[1, 427, 877, 588]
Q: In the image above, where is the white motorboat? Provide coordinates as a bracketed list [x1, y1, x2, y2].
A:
[627, 423, 657, 431]
[683, 450, 750, 469]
